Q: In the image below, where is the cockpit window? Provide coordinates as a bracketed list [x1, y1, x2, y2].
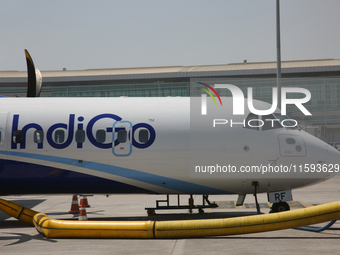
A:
[262, 114, 282, 131]
[245, 113, 298, 131]
[245, 113, 260, 130]
[273, 114, 299, 130]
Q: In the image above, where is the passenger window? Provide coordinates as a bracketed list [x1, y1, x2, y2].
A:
[139, 129, 149, 143]
[55, 130, 65, 144]
[75, 130, 85, 143]
[262, 114, 282, 131]
[117, 130, 127, 143]
[245, 113, 260, 130]
[96, 129, 106, 143]
[13, 130, 23, 143]
[34, 130, 44, 143]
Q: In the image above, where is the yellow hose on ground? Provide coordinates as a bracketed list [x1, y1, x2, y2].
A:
[31, 201, 340, 239]
[33, 213, 155, 238]
[155, 201, 340, 238]
[0, 198, 38, 225]
[1, 197, 339, 238]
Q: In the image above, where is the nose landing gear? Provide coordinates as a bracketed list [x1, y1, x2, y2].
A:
[267, 190, 293, 213]
[270, 201, 290, 213]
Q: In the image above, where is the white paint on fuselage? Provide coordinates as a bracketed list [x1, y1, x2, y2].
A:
[0, 97, 338, 195]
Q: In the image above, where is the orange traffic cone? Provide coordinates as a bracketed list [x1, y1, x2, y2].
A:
[79, 195, 90, 208]
[79, 207, 87, 221]
[68, 195, 79, 214]
[79, 196, 88, 221]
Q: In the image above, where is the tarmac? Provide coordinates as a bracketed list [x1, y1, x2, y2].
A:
[0, 175, 340, 255]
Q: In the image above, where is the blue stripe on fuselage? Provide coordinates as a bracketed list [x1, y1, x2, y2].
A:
[0, 158, 152, 195]
[0, 150, 231, 194]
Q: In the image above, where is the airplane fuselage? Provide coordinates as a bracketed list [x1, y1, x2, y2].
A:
[0, 97, 338, 196]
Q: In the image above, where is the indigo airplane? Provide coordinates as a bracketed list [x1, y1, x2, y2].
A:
[0, 50, 339, 213]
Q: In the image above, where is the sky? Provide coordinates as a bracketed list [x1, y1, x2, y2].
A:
[1, 0, 340, 71]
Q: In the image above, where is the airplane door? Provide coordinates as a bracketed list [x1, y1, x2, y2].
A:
[112, 121, 132, 156]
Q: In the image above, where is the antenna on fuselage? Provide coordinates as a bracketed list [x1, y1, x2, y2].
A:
[25, 49, 42, 97]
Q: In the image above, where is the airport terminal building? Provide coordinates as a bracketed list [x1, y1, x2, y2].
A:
[1, 59, 340, 142]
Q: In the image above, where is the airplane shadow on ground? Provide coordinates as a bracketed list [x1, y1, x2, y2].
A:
[0, 232, 57, 246]
[45, 209, 106, 217]
[4, 209, 261, 223]
[82, 211, 261, 222]
[206, 234, 340, 240]
[0, 199, 46, 226]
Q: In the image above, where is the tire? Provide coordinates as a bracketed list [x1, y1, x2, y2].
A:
[270, 202, 290, 213]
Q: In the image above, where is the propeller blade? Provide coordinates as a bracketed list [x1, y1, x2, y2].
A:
[25, 49, 42, 97]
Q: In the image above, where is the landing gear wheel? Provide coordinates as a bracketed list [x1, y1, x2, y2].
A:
[147, 209, 156, 216]
[270, 202, 290, 213]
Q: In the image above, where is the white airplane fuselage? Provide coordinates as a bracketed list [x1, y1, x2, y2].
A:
[0, 97, 338, 196]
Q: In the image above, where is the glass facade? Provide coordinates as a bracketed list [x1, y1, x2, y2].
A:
[1, 76, 339, 127]
[190, 77, 340, 126]
[44, 82, 189, 98]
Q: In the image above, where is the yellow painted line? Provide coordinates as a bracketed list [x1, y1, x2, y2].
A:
[299, 201, 310, 208]
[218, 201, 309, 209]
